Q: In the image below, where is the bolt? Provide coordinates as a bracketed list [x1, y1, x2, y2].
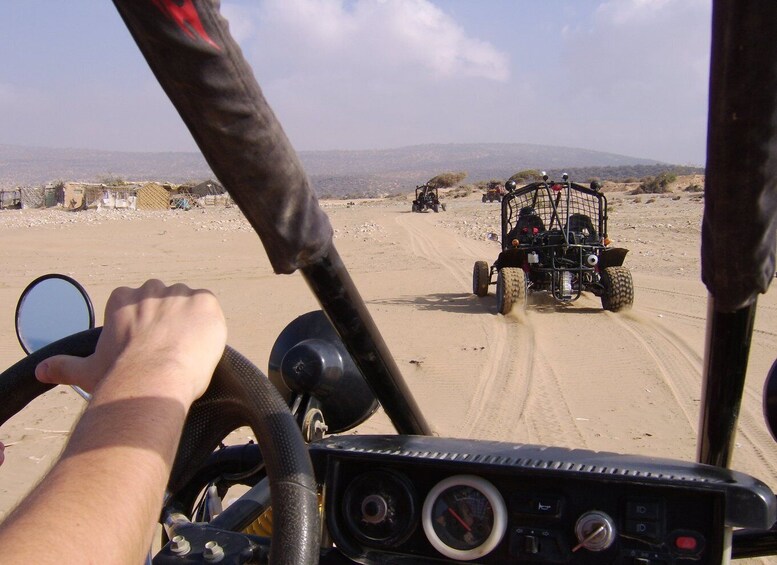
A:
[203, 540, 225, 562]
[169, 535, 190, 555]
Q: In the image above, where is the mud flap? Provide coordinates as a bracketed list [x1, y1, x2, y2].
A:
[599, 247, 629, 269]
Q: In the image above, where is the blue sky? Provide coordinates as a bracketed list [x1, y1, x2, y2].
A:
[1, 1, 711, 165]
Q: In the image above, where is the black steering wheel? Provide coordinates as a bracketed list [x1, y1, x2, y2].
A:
[0, 328, 320, 564]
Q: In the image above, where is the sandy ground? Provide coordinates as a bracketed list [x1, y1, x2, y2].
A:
[0, 185, 776, 559]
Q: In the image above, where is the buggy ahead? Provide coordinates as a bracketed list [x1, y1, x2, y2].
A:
[473, 173, 633, 314]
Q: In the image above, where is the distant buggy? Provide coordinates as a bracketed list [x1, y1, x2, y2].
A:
[473, 173, 633, 314]
[482, 182, 506, 203]
[411, 184, 446, 213]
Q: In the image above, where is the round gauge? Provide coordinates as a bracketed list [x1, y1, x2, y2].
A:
[422, 475, 507, 561]
[343, 470, 418, 547]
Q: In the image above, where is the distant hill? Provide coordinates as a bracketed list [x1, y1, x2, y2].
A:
[0, 143, 701, 197]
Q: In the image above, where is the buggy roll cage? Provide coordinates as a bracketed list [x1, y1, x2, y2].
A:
[108, 0, 777, 557]
[501, 179, 607, 249]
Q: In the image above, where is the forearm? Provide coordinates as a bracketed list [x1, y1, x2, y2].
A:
[0, 365, 193, 563]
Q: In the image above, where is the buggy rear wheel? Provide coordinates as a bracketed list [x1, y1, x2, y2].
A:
[496, 267, 525, 315]
[600, 266, 634, 311]
[473, 261, 490, 297]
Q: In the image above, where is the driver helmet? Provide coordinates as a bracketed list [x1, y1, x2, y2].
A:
[519, 206, 536, 217]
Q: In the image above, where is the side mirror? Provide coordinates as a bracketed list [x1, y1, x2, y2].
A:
[486, 232, 500, 242]
[15, 274, 95, 354]
[505, 180, 517, 192]
[269, 311, 378, 435]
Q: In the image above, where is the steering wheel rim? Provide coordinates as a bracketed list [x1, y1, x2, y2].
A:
[0, 328, 320, 564]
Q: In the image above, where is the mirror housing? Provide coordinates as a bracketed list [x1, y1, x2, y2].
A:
[269, 310, 378, 434]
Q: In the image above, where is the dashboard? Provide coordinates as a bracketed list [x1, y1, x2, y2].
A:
[310, 435, 776, 564]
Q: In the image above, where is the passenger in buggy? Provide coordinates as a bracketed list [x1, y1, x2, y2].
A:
[508, 206, 545, 243]
[566, 213, 598, 241]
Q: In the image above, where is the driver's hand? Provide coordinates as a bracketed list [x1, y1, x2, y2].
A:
[34, 279, 227, 406]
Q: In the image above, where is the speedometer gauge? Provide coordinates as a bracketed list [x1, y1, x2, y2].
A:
[422, 475, 507, 561]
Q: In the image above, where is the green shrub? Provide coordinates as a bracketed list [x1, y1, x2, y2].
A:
[509, 169, 542, 183]
[427, 171, 467, 189]
[633, 171, 676, 194]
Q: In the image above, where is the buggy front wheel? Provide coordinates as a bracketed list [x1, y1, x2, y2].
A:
[600, 266, 634, 311]
[496, 267, 525, 314]
[473, 261, 490, 297]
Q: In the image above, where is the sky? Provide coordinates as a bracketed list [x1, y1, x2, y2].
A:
[0, 0, 711, 165]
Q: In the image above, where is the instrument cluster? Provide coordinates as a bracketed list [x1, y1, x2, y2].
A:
[310, 435, 775, 564]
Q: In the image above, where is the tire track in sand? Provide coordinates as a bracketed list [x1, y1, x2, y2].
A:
[612, 312, 701, 430]
[616, 309, 777, 483]
[394, 213, 536, 439]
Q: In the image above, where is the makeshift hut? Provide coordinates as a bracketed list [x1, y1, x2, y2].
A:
[190, 179, 228, 207]
[136, 182, 170, 210]
[21, 186, 46, 209]
[190, 179, 224, 197]
[62, 182, 103, 210]
[100, 186, 137, 210]
[0, 189, 21, 209]
[63, 182, 86, 210]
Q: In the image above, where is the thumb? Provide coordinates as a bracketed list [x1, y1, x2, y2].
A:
[36, 355, 94, 392]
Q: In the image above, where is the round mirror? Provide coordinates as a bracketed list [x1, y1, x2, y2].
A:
[15, 274, 95, 354]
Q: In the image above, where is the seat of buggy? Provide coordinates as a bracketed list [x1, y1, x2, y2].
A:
[507, 213, 546, 242]
[567, 213, 597, 239]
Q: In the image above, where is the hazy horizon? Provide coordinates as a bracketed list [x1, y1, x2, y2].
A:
[2, 1, 710, 166]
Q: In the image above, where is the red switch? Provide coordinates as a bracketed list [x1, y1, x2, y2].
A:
[675, 535, 698, 551]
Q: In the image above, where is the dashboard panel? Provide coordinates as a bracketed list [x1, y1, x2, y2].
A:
[310, 435, 776, 564]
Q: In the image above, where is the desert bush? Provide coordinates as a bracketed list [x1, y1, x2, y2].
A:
[633, 196, 642, 204]
[509, 169, 542, 183]
[672, 195, 682, 201]
[633, 171, 677, 194]
[646, 197, 657, 204]
[427, 171, 467, 189]
[684, 183, 703, 192]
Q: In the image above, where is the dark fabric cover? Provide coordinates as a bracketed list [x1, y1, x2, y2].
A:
[112, 0, 332, 274]
[702, 1, 777, 311]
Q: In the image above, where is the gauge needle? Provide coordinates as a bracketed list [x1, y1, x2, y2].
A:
[447, 507, 472, 532]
